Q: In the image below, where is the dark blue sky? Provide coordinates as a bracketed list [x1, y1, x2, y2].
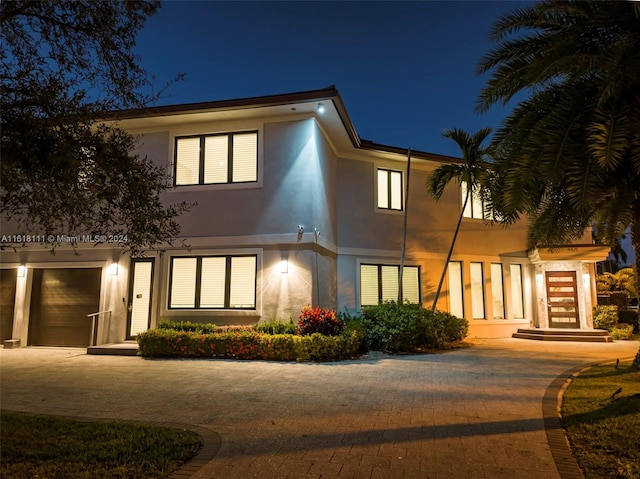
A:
[136, 1, 526, 158]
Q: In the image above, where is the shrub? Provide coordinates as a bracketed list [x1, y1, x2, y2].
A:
[254, 319, 297, 335]
[136, 328, 363, 362]
[593, 305, 619, 330]
[610, 324, 634, 340]
[597, 291, 629, 309]
[618, 310, 639, 333]
[297, 306, 344, 336]
[157, 321, 218, 334]
[360, 302, 468, 352]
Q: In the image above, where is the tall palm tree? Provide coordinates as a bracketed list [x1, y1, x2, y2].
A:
[476, 0, 640, 305]
[427, 127, 493, 312]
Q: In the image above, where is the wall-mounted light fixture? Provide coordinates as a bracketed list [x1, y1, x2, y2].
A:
[17, 265, 26, 277]
[536, 273, 543, 284]
[108, 262, 119, 276]
[582, 273, 590, 286]
[279, 259, 289, 274]
[297, 225, 304, 235]
[317, 103, 325, 114]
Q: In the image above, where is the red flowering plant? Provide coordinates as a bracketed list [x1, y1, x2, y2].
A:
[297, 306, 344, 336]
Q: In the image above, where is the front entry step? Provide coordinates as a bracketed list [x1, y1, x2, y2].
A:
[87, 341, 139, 356]
[513, 328, 612, 343]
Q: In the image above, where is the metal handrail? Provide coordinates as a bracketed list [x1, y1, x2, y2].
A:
[87, 310, 112, 347]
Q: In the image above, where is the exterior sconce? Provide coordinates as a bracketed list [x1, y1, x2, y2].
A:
[17, 265, 26, 277]
[582, 273, 590, 285]
[108, 262, 119, 276]
[297, 225, 304, 234]
[536, 273, 543, 284]
[279, 260, 288, 274]
[317, 103, 325, 114]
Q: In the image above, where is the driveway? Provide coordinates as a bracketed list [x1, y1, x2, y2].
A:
[1, 339, 637, 479]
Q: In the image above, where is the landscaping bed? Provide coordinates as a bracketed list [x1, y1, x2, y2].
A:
[138, 303, 469, 361]
[561, 360, 640, 479]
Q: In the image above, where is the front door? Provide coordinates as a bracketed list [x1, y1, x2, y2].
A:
[546, 271, 580, 329]
[126, 259, 154, 339]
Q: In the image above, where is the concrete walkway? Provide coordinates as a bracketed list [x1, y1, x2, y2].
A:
[1, 339, 638, 479]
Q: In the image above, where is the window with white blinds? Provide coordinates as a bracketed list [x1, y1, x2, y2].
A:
[448, 261, 464, 318]
[491, 263, 505, 319]
[510, 264, 525, 319]
[168, 255, 257, 309]
[174, 131, 258, 185]
[360, 264, 420, 306]
[470, 262, 485, 319]
[461, 181, 485, 219]
[377, 169, 403, 210]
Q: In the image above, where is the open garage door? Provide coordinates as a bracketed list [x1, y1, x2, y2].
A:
[28, 268, 102, 347]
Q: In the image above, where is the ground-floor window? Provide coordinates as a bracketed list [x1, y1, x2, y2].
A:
[470, 262, 485, 319]
[510, 264, 525, 319]
[169, 255, 257, 309]
[491, 263, 505, 319]
[360, 264, 420, 306]
[448, 261, 464, 318]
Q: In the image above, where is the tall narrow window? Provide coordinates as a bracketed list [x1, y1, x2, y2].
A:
[175, 131, 258, 186]
[169, 255, 257, 309]
[448, 261, 464, 318]
[377, 169, 403, 210]
[461, 181, 485, 219]
[510, 264, 525, 319]
[491, 263, 505, 319]
[360, 264, 420, 306]
[470, 262, 485, 319]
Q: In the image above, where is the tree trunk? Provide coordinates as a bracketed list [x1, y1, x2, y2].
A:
[631, 202, 640, 308]
[431, 191, 469, 312]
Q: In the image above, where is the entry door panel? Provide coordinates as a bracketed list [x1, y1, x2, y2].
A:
[127, 259, 154, 338]
[546, 271, 580, 329]
[1, 269, 17, 341]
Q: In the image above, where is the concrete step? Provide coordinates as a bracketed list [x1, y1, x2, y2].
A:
[513, 328, 611, 342]
[87, 342, 139, 356]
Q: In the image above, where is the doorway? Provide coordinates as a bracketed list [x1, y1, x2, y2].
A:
[545, 271, 580, 329]
[126, 259, 154, 339]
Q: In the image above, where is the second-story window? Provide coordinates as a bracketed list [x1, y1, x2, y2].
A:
[175, 131, 258, 186]
[461, 181, 485, 219]
[377, 168, 403, 210]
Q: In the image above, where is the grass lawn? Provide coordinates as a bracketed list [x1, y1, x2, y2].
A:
[0, 412, 201, 479]
[561, 359, 640, 479]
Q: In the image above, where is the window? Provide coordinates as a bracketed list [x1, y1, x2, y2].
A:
[169, 255, 256, 309]
[175, 131, 258, 186]
[448, 261, 464, 318]
[461, 181, 485, 219]
[510, 264, 525, 319]
[377, 169, 403, 210]
[470, 262, 485, 319]
[491, 263, 505, 319]
[360, 264, 420, 306]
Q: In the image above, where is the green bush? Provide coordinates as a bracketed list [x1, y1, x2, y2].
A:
[593, 305, 619, 330]
[610, 324, 634, 340]
[254, 319, 297, 335]
[597, 291, 629, 309]
[360, 302, 468, 352]
[136, 328, 363, 362]
[618, 310, 639, 333]
[157, 321, 219, 334]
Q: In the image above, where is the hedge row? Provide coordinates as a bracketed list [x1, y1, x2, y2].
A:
[137, 329, 364, 362]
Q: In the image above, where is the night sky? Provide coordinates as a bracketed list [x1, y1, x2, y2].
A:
[135, 1, 527, 158]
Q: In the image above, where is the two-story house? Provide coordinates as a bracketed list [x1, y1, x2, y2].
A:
[0, 86, 610, 348]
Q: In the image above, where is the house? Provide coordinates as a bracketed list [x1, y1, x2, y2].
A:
[0, 86, 610, 348]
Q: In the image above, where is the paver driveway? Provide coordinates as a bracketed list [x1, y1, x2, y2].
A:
[1, 338, 638, 479]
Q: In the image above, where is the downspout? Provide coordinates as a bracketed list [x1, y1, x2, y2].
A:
[399, 148, 411, 302]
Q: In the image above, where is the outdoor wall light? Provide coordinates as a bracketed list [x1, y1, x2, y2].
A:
[297, 225, 304, 234]
[279, 259, 288, 274]
[582, 273, 590, 285]
[317, 103, 325, 114]
[17, 265, 26, 277]
[536, 273, 543, 284]
[108, 262, 119, 276]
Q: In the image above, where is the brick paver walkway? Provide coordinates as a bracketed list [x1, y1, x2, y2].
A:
[1, 339, 637, 478]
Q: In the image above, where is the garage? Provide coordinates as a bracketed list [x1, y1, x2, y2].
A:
[1, 269, 17, 341]
[28, 268, 102, 347]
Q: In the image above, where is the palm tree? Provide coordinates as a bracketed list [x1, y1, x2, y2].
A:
[426, 127, 493, 312]
[476, 0, 640, 307]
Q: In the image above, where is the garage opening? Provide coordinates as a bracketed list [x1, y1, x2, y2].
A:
[28, 268, 102, 347]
